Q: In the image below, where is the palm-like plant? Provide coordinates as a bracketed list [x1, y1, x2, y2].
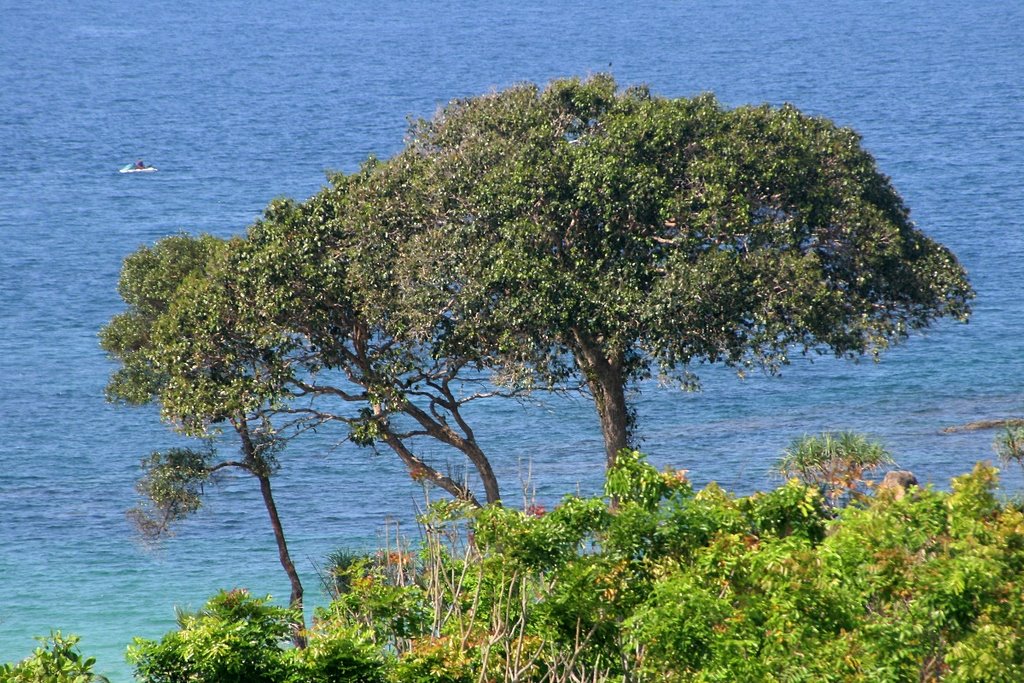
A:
[774, 432, 893, 505]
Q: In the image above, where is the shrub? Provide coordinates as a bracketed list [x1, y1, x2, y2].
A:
[291, 617, 388, 683]
[995, 425, 1024, 474]
[775, 431, 893, 505]
[127, 456, 1024, 681]
[0, 632, 109, 683]
[128, 590, 295, 683]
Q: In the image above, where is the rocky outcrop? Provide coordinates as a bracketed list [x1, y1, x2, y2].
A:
[942, 418, 1024, 433]
[877, 470, 919, 500]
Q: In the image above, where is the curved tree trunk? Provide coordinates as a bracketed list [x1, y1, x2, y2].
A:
[461, 440, 502, 505]
[398, 401, 502, 505]
[236, 419, 307, 648]
[256, 472, 307, 649]
[376, 408, 483, 507]
[348, 332, 501, 505]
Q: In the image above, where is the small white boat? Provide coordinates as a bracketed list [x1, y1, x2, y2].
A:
[119, 164, 157, 173]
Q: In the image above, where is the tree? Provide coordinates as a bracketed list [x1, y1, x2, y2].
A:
[127, 193, 511, 510]
[101, 234, 311, 646]
[103, 74, 975, 612]
[104, 173, 536, 647]
[368, 75, 973, 470]
[214, 189, 510, 506]
[994, 425, 1024, 474]
[100, 231, 458, 645]
[102, 185, 527, 639]
[774, 431, 893, 505]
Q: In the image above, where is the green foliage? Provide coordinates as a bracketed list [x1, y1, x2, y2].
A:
[317, 458, 1024, 681]
[474, 495, 610, 570]
[127, 447, 211, 538]
[390, 639, 475, 683]
[322, 554, 430, 647]
[291, 617, 388, 683]
[739, 478, 829, 541]
[124, 457, 1024, 681]
[100, 233, 224, 406]
[995, 425, 1024, 473]
[100, 76, 983, 680]
[103, 232, 317, 623]
[775, 431, 894, 504]
[103, 76, 975, 513]
[604, 448, 687, 509]
[377, 74, 973, 465]
[0, 632, 109, 683]
[128, 589, 388, 683]
[322, 548, 367, 598]
[128, 590, 296, 683]
[103, 190, 505, 506]
[945, 621, 1024, 683]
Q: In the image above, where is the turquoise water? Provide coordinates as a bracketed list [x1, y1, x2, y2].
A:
[1, 1, 1022, 678]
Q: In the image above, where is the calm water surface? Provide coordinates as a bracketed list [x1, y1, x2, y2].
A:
[1, 1, 1022, 677]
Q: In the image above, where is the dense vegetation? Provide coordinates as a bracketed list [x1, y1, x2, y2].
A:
[96, 77, 971, 636]
[39, 75, 985, 679]
[6, 452, 1024, 681]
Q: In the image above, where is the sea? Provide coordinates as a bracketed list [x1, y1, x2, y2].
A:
[1, 1, 1022, 678]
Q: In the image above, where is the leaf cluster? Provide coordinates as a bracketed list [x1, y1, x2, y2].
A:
[775, 431, 894, 504]
[383, 75, 973, 390]
[0, 632, 109, 683]
[13, 459, 1024, 681]
[128, 589, 387, 683]
[321, 457, 1024, 681]
[127, 447, 211, 539]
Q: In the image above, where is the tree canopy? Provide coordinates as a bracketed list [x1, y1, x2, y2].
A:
[364, 75, 973, 468]
[103, 75, 973, 544]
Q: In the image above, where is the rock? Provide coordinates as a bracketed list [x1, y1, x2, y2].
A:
[877, 470, 918, 499]
[941, 418, 1024, 433]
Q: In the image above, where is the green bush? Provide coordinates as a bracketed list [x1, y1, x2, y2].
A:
[0, 632, 109, 683]
[128, 589, 388, 683]
[128, 590, 295, 683]
[292, 616, 388, 683]
[120, 453, 1024, 681]
[775, 431, 893, 504]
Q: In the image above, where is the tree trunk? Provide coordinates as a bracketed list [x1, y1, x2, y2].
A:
[588, 367, 630, 471]
[236, 419, 307, 648]
[463, 441, 502, 505]
[378, 418, 483, 507]
[399, 401, 502, 505]
[256, 472, 307, 648]
[572, 330, 631, 471]
[592, 370, 630, 470]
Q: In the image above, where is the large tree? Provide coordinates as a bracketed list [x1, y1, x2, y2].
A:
[227, 185, 510, 506]
[104, 76, 975, 584]
[101, 179, 516, 582]
[100, 234, 312, 646]
[369, 75, 973, 470]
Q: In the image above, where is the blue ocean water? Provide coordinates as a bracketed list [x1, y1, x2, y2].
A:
[1, 0, 1022, 677]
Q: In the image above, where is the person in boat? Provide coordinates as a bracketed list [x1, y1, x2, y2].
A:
[134, 159, 146, 169]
